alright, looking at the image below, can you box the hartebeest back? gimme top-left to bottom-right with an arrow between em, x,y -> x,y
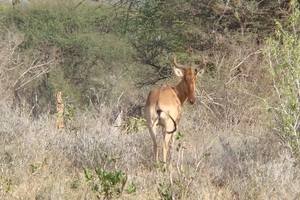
145,57 -> 205,166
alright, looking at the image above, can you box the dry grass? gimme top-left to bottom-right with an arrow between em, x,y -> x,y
1,97 -> 300,199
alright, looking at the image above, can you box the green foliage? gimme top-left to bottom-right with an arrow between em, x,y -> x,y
84,165 -> 127,200
204,151 -> 211,157
176,131 -> 186,154
30,162 -> 38,173
0,177 -> 13,193
158,178 -> 191,200
63,97 -> 78,133
96,167 -> 127,198
263,0 -> 300,156
119,0 -> 292,83
0,0 -> 133,113
122,117 -> 146,134
158,181 -> 172,200
8,1 -> 118,51
126,0 -> 202,81
125,181 -> 137,194
153,162 -> 167,172
84,167 -> 95,181
176,131 -> 185,140
154,162 -> 160,169
0,0 -> 294,117
70,179 -> 80,190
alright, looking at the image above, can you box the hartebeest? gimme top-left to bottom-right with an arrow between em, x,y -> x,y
145,57 -> 205,166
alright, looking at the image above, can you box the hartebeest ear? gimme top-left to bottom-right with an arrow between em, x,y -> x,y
173,67 -> 184,77
196,68 -> 206,77
194,57 -> 206,77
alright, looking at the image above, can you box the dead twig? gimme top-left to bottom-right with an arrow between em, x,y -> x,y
13,59 -> 55,91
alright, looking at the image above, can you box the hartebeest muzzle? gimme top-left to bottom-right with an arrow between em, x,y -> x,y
188,98 -> 195,105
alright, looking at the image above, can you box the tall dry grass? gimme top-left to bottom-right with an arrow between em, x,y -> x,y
1,97 -> 300,199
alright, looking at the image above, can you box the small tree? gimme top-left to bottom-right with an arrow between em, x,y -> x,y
264,0 -> 300,157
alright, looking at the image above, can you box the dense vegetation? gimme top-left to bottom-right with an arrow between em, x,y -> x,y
0,0 -> 300,199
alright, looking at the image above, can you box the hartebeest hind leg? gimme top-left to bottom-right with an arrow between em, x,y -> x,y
162,127 -> 176,167
148,125 -> 159,163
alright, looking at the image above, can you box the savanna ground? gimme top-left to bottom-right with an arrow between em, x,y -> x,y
1,0 -> 300,199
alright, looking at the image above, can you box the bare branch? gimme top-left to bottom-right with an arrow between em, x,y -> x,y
230,50 -> 261,73
13,59 -> 55,91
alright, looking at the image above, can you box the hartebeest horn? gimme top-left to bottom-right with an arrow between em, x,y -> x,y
174,56 -> 205,70
192,56 -> 205,69
173,57 -> 187,70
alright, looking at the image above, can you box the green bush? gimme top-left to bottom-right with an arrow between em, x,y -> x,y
264,0 -> 300,157
120,0 -> 292,84
0,0 -> 134,113
84,166 -> 127,200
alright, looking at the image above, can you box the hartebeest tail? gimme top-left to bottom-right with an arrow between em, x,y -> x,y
145,56 -> 205,166
156,108 -> 177,134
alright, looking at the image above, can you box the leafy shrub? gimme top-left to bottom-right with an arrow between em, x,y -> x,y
119,0 -> 293,84
84,166 -> 127,200
0,0 -> 134,114
263,0 -> 300,157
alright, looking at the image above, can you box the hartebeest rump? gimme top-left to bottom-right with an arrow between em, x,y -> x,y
145,57 -> 205,166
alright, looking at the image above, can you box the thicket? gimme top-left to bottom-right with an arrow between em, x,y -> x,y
0,0 -> 136,117
120,0 -> 294,82
264,0 -> 300,158
0,0 -> 295,114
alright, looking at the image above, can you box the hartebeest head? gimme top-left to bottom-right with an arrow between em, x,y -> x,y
173,57 -> 206,105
